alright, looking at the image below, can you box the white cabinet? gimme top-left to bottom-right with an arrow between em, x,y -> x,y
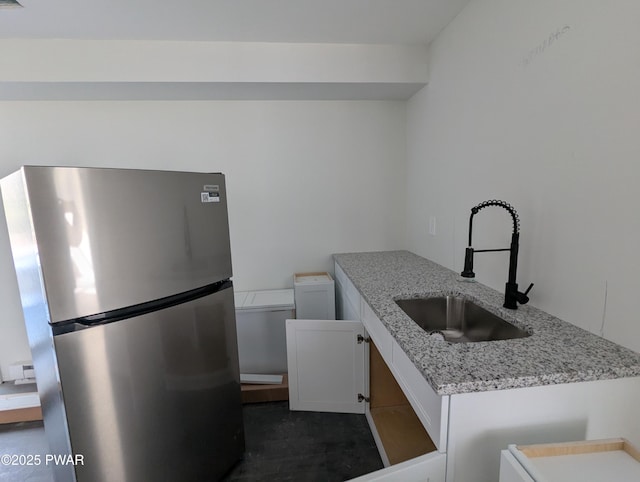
287,264 -> 447,481
499,451 -> 535,482
499,438 -> 640,482
293,261 -> 640,482
286,319 -> 366,414
361,302 -> 449,451
335,260 -> 448,450
348,451 -> 446,482
388,336 -> 448,451
286,315 -> 446,481
445,377 -> 640,482
293,272 -> 336,320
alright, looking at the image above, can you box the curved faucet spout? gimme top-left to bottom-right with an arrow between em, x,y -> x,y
460,199 -> 532,309
468,199 -> 520,246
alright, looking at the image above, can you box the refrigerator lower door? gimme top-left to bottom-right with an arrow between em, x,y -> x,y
52,286 -> 244,482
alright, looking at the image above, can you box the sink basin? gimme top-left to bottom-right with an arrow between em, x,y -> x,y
395,296 -> 530,343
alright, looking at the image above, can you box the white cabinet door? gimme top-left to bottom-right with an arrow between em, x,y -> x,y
286,319 -> 366,414
347,451 -> 446,482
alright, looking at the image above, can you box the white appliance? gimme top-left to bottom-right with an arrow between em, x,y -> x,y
235,289 -> 294,376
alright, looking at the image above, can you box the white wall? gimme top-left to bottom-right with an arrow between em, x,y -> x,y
407,0 -> 640,352
0,100 -> 407,380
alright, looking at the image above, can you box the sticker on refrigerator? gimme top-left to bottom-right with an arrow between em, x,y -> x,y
201,185 -> 220,203
201,192 -> 220,203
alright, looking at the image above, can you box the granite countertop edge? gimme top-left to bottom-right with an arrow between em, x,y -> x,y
333,250 -> 640,396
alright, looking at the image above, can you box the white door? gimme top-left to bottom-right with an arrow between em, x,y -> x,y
286,319 -> 366,414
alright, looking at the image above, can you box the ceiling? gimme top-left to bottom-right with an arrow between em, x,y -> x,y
0,0 -> 471,45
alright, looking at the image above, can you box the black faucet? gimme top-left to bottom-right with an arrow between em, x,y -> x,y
460,200 -> 534,309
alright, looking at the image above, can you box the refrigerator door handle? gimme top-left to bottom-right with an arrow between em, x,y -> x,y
52,280 -> 232,336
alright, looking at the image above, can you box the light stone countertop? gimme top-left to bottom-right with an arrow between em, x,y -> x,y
333,250 -> 640,395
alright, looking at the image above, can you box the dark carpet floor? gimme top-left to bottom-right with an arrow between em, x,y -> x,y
0,402 -> 382,482
223,401 -> 383,481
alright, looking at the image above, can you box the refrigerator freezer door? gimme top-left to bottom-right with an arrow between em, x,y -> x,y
2,166 -> 233,324
52,286 -> 244,482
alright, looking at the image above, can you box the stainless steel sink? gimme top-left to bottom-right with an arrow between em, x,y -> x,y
395,296 -> 530,343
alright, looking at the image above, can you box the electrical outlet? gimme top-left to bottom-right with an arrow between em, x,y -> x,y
428,216 -> 437,236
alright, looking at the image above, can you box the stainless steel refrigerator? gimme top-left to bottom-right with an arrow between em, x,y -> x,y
1,166 -> 244,481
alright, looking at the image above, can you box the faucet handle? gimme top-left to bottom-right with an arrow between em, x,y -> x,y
517,283 -> 534,305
